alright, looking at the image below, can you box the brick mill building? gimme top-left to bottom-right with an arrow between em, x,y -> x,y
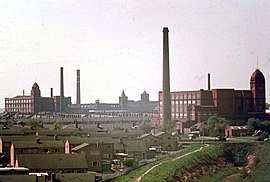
5,82 -> 71,114
5,67 -> 71,114
157,68 -> 267,124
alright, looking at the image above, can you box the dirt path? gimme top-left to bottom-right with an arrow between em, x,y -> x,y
136,144 -> 209,182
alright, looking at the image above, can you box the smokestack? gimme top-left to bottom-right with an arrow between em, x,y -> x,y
50,88 -> 53,97
208,73 -> 211,90
60,67 -> 64,113
23,89 -> 25,96
162,27 -> 171,126
76,69 -> 81,105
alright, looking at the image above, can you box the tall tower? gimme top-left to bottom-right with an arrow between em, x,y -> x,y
119,90 -> 128,110
60,67 -> 64,113
250,69 -> 266,113
162,27 -> 171,125
76,69 -> 81,105
141,90 -> 150,102
31,82 -> 41,114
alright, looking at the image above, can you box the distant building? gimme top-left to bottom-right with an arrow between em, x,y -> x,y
5,82 -> 71,114
68,90 -> 158,114
157,69 -> 268,124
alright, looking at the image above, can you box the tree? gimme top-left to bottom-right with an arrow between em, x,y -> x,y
247,118 -> 261,132
26,118 -> 43,130
53,118 -> 63,130
140,120 -> 152,133
162,120 -> 176,133
247,118 -> 270,134
205,115 -> 229,141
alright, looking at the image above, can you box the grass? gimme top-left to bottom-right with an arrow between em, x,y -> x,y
112,143 -> 204,182
142,144 -> 223,182
198,167 -> 240,182
245,142 -> 270,182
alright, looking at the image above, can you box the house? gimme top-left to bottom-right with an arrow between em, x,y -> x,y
16,154 -> 88,174
125,140 -> 156,160
64,136 -> 123,154
225,126 -> 248,137
71,141 -> 114,173
10,140 -> 65,166
154,132 -> 178,151
137,133 -> 159,148
0,135 -> 55,156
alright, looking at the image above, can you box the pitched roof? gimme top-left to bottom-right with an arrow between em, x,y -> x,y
125,140 -> 148,152
17,154 -> 88,170
154,132 -> 167,137
72,143 -> 89,151
138,133 -> 151,139
12,140 -> 64,148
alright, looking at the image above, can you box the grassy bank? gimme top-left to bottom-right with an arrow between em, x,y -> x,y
142,144 -> 223,182
112,143 -> 204,182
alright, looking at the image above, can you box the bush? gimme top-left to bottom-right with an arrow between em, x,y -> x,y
123,159 -> 135,167
257,132 -> 269,141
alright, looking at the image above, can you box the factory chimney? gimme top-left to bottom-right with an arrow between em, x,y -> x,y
50,88 -> 53,97
76,69 -> 81,105
208,73 -> 211,90
60,67 -> 64,113
162,27 -> 171,126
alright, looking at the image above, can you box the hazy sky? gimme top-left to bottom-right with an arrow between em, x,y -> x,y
1,0 -> 270,108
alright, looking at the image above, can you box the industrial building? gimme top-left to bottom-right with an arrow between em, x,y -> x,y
5,67 -> 71,114
67,90 -> 158,115
158,27 -> 268,126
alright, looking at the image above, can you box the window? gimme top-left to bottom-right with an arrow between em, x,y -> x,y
92,162 -> 100,166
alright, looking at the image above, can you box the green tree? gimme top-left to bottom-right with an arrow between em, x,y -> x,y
205,115 -> 229,141
162,120 -> 176,132
53,118 -> 63,130
247,118 -> 261,132
26,118 -> 43,130
140,120 -> 152,133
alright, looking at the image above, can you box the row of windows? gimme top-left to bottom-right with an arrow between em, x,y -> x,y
6,99 -> 32,104
159,92 -> 201,100
6,108 -> 32,113
6,104 -> 32,107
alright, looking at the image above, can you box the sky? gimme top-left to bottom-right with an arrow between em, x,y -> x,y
0,0 -> 270,108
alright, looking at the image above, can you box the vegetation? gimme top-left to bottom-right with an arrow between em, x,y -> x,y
161,120 -> 176,132
53,118 -> 63,130
140,120 -> 152,133
205,115 -> 229,141
246,142 -> 270,181
26,118 -> 43,129
112,143 -> 204,182
247,118 -> 270,133
143,144 -> 222,182
198,167 -> 240,182
247,118 -> 270,141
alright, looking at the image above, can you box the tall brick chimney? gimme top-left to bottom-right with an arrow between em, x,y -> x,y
162,27 -> 171,126
50,88 -> 53,97
60,67 -> 64,113
208,73 -> 211,90
76,69 -> 81,105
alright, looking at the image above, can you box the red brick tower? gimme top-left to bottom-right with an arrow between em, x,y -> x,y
31,82 -> 41,114
250,69 -> 266,113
